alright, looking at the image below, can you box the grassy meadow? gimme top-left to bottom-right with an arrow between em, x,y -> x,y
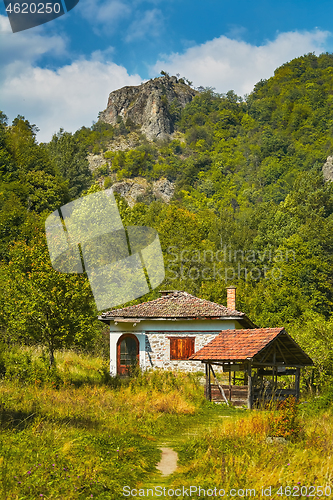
0,348 -> 332,499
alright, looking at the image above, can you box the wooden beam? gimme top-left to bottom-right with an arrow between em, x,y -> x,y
208,363 -> 212,402
247,362 -> 253,410
275,338 -> 288,364
258,347 -> 274,364
277,337 -> 304,365
252,362 -> 307,368
258,368 -> 296,376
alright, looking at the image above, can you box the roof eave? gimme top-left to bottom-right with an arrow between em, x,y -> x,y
99,315 -> 245,322
239,315 -> 258,329
189,357 -> 252,363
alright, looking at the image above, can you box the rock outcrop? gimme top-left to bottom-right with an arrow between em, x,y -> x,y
112,178 -> 149,207
98,76 -> 197,140
323,156 -> 333,182
111,177 -> 175,207
87,154 -> 108,172
152,178 -> 175,203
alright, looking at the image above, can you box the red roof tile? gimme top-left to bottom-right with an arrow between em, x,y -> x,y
189,328 -> 285,361
101,291 -> 246,319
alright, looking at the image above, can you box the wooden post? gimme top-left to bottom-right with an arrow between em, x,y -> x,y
205,363 -> 209,400
295,367 -> 300,401
247,362 -> 253,410
208,364 -> 212,402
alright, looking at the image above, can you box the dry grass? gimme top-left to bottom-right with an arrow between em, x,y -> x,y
171,408 -> 333,499
0,366 -> 206,499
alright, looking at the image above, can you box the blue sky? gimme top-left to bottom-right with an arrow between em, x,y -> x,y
1,0 -> 333,142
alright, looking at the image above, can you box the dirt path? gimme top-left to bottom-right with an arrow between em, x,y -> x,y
153,414 -> 232,476
156,447 -> 178,476
141,411 -> 237,499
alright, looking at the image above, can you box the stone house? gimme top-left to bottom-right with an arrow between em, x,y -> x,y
99,287 -> 256,375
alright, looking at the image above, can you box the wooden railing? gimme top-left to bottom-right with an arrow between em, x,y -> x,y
210,384 -> 248,406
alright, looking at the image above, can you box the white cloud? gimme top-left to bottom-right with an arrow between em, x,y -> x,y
77,0 -> 164,40
78,0 -> 131,33
125,8 -> 164,42
151,30 -> 332,96
0,15 -> 67,69
1,58 -> 142,142
0,16 -> 142,142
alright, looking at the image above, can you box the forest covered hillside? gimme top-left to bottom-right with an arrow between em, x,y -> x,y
1,52 -> 333,387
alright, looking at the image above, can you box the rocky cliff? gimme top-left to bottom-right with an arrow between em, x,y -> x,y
98,75 -> 197,140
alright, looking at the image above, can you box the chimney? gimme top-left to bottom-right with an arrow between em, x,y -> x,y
226,286 -> 236,310
159,290 -> 178,297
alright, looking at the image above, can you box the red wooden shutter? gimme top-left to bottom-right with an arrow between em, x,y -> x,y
170,338 -> 178,360
186,337 -> 195,358
169,337 -> 195,360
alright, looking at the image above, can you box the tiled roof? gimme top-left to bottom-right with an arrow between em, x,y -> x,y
100,291 -> 246,319
189,328 -> 313,365
190,328 -> 285,361
189,328 -> 313,366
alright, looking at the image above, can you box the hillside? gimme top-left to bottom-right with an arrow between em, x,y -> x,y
2,53 -> 333,388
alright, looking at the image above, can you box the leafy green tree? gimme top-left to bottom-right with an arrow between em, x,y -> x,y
0,233 -> 99,366
289,311 -> 333,391
7,116 -> 53,175
0,112 -> 16,182
0,189 -> 26,260
48,129 -> 92,199
24,169 -> 68,213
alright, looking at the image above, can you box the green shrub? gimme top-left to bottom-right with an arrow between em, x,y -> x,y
268,396 -> 302,440
104,177 -> 112,189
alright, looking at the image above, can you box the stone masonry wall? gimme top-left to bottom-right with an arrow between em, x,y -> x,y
145,333 -> 219,372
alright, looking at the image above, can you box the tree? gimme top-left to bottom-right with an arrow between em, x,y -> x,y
0,232 -> 99,366
48,129 -> 92,199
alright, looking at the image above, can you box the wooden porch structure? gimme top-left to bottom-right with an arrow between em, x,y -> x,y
189,327 -> 313,409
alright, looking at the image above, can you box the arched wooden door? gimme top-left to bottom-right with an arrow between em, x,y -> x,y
117,334 -> 139,375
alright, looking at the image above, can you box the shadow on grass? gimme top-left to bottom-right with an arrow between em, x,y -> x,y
0,407 -> 38,430
0,405 -> 99,431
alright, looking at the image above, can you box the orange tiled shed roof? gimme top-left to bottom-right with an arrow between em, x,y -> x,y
189,327 -> 313,365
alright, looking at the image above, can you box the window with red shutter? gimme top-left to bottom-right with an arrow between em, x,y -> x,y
168,337 -> 195,360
